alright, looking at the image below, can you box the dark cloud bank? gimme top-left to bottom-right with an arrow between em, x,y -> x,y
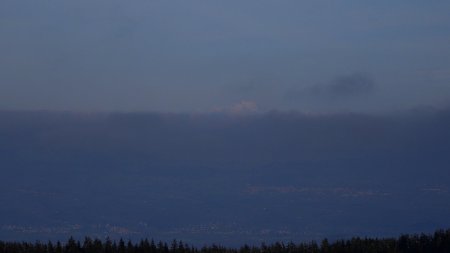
286,73 -> 376,101
323,73 -> 375,97
1,109 -> 450,245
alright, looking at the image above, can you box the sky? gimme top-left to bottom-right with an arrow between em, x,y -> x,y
1,0 -> 450,113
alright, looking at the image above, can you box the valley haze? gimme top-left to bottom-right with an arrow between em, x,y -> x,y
1,109 -> 450,245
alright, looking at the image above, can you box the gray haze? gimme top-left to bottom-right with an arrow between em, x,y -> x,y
1,1 -> 450,112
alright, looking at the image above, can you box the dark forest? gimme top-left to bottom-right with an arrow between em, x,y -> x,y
2,229 -> 450,253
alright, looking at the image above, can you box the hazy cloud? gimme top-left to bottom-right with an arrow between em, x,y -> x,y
327,73 -> 375,96
210,101 -> 259,115
283,73 -> 377,112
308,73 -> 375,98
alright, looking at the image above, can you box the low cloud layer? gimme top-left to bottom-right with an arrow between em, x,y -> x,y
1,109 -> 449,180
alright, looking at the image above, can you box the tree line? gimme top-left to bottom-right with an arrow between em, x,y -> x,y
1,229 -> 450,253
